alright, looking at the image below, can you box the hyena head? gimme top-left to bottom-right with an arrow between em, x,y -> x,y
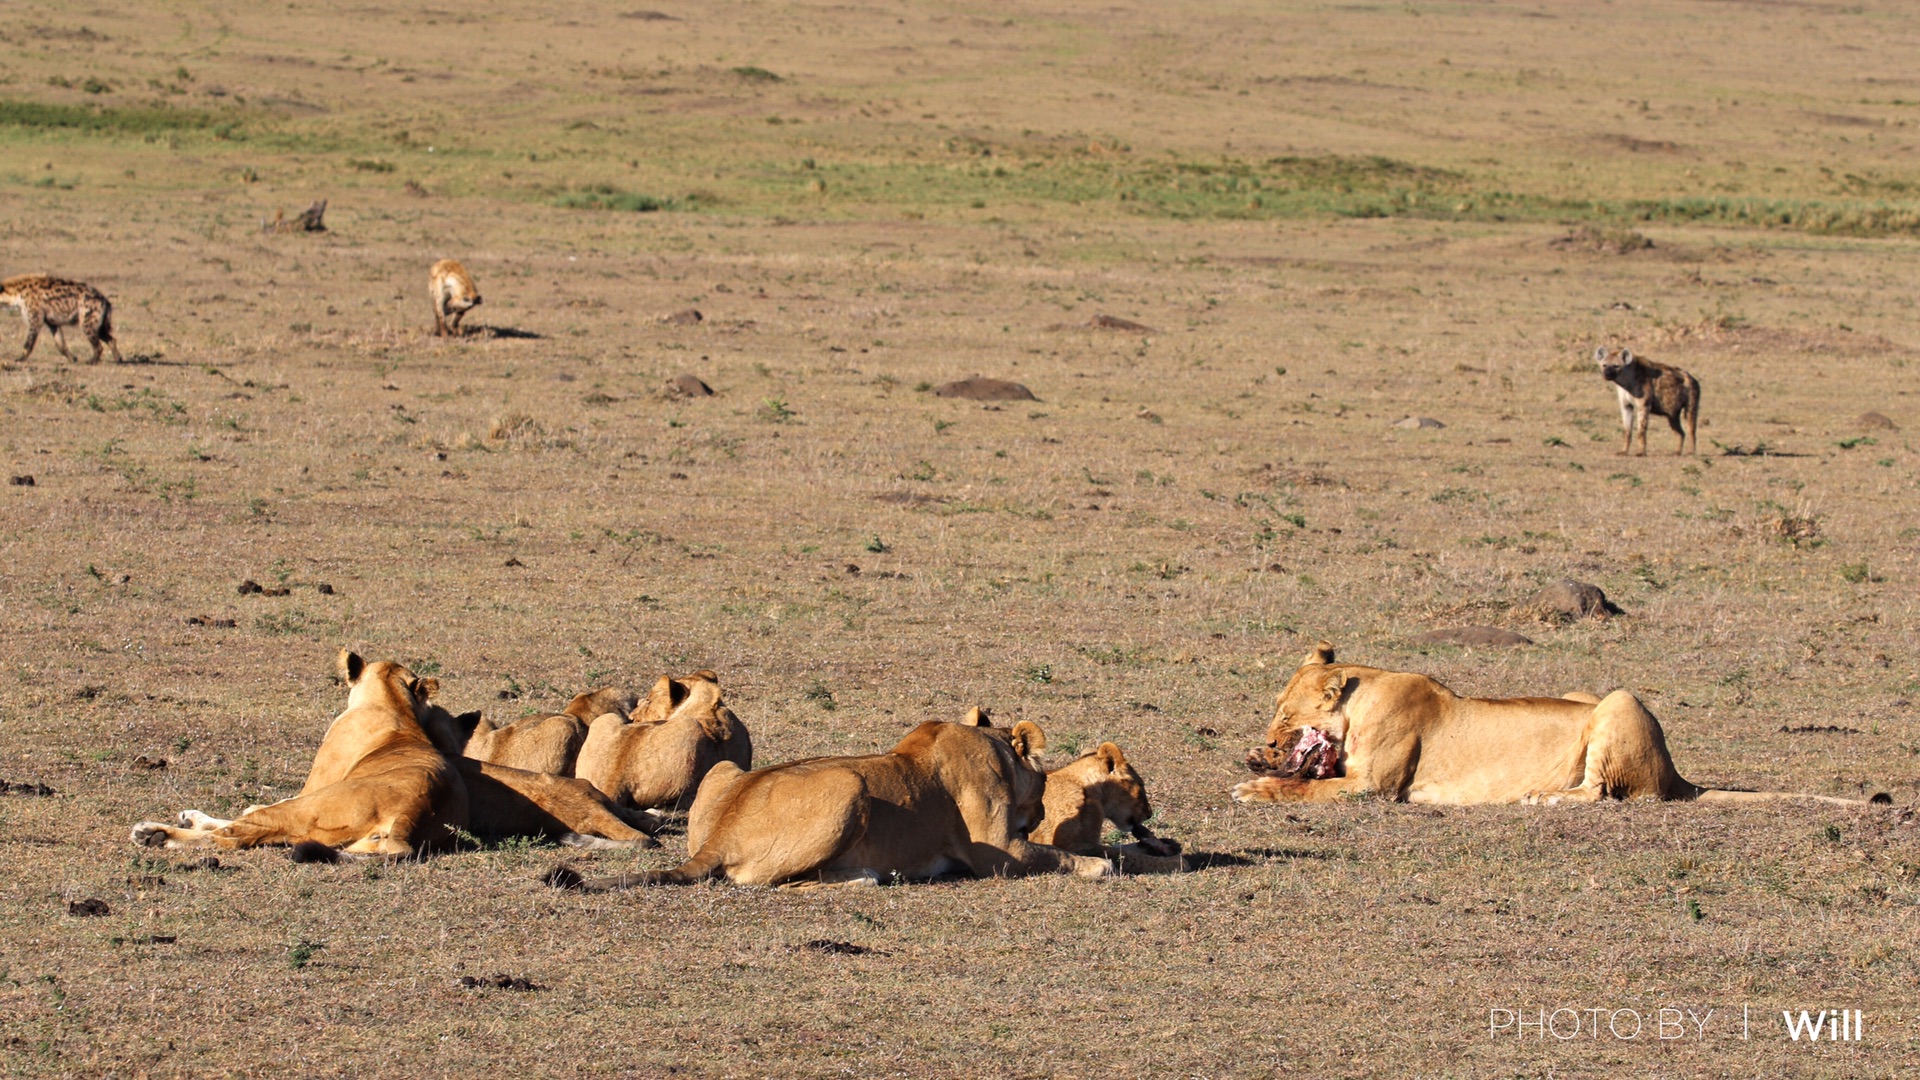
1594,345 -> 1634,387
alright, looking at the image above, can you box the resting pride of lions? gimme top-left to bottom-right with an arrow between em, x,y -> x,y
128,639 -> 1890,882
1234,641 -> 1889,808
130,651 -> 664,858
545,708 -> 1116,890
129,656 -> 1182,882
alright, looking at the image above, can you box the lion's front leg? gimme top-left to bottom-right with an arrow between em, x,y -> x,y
972,839 -> 1113,879
1231,775 -> 1371,803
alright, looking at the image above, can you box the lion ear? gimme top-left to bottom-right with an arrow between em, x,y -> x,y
412,676 -> 440,701
1009,720 -> 1046,758
632,675 -> 676,723
1317,672 -> 1349,707
1304,640 -> 1335,666
1096,742 -> 1127,773
959,706 -> 992,727
338,649 -> 365,685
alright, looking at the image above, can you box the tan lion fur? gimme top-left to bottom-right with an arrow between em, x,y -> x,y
1031,742 -> 1185,873
130,651 -> 469,856
549,709 -> 1112,890
1233,641 -> 1885,807
571,671 -> 753,812
462,686 -> 638,776
130,654 -> 659,857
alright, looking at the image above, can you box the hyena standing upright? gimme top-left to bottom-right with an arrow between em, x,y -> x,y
0,274 -> 124,364
1594,346 -> 1700,455
429,259 -> 482,337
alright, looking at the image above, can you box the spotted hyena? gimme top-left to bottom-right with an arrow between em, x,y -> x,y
0,274 -> 123,364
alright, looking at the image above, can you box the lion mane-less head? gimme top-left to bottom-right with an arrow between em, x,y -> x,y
1245,640 -> 1350,778
337,649 -> 436,714
953,705 -> 1050,832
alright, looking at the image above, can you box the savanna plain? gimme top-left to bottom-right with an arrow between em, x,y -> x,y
1,1 -> 1918,1076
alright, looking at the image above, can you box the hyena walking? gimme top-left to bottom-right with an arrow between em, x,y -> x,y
1595,346 -> 1700,455
0,274 -> 124,364
430,259 -> 482,337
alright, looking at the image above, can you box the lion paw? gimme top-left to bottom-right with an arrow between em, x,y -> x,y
1231,779 -> 1274,804
131,822 -> 172,847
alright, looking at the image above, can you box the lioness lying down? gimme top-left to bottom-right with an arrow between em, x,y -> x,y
464,671 -> 751,816
130,651 -> 659,857
546,709 -> 1112,890
1234,641 -> 1891,807
1031,743 -> 1186,874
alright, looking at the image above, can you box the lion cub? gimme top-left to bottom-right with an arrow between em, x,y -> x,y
0,274 -> 123,363
1595,346 -> 1699,455
1031,743 -> 1185,874
429,259 -> 482,336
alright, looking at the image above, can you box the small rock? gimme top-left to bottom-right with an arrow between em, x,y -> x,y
131,755 -> 168,770
316,583 -> 335,595
236,580 -> 264,595
67,898 -> 110,917
1857,411 -> 1897,431
666,373 -> 714,397
1525,579 -> 1619,622
1413,626 -> 1533,648
933,377 -> 1037,402
1392,416 -> 1445,430
660,308 -> 704,326
9,475 -> 34,486
503,557 -> 524,568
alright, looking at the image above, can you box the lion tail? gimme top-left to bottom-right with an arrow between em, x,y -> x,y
1687,787 -> 1892,808
541,848 -> 726,893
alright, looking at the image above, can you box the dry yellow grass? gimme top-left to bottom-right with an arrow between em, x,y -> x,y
1,1 -> 1917,1075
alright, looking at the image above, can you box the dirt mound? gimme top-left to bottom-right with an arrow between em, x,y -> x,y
1524,579 -> 1619,622
1412,626 -> 1533,648
933,377 -> 1036,402
667,373 -> 714,397
1857,411 -> 1897,430
1391,416 -> 1444,429
1548,225 -> 1654,254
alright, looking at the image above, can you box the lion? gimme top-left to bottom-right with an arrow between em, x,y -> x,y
1030,742 -> 1186,873
1233,641 -> 1891,807
462,686 -> 637,776
571,671 -> 752,812
131,651 -> 468,856
544,708 -> 1112,890
130,652 -> 659,858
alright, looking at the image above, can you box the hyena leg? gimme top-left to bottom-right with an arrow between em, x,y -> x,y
16,313 -> 43,361
49,324 -> 78,362
1633,407 -> 1651,455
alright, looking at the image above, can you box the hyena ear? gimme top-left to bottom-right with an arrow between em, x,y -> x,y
1304,640 -> 1336,666
1096,742 -> 1128,773
1009,720 -> 1047,758
1317,673 -> 1350,708
1620,348 -> 1635,364
959,706 -> 992,727
1592,346 -> 1609,364
338,649 -> 365,685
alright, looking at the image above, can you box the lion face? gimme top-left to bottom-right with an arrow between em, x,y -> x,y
1246,640 -> 1349,778
1087,746 -> 1154,833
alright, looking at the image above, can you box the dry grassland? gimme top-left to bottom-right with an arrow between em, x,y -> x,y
0,1 -> 1917,1076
